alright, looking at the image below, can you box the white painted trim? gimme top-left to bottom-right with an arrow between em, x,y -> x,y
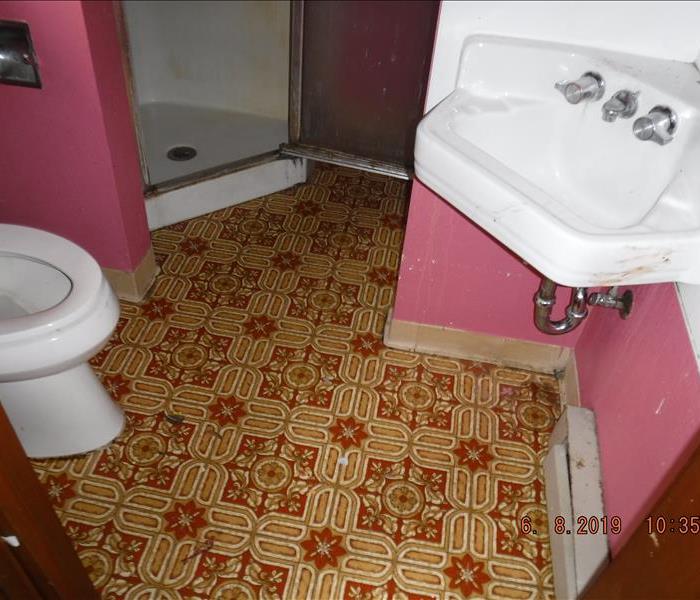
544,407 -> 609,599
676,283 -> 700,376
145,158 -> 307,230
543,443 -> 577,600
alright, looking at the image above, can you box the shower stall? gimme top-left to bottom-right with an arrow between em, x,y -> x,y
122,1 -> 290,186
118,0 -> 439,228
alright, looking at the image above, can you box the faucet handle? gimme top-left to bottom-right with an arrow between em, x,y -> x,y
633,105 -> 678,145
601,89 -> 639,122
555,71 -> 605,104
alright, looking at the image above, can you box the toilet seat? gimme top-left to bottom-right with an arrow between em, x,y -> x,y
0,224 -> 119,382
0,225 -> 103,337
0,254 -> 72,318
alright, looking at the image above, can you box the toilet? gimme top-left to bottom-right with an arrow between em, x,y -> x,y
0,224 -> 125,458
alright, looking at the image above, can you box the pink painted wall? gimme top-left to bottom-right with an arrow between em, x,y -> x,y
0,0 -> 150,271
394,178 -> 700,556
576,283 -> 700,553
393,180 -> 584,348
392,0 -> 700,563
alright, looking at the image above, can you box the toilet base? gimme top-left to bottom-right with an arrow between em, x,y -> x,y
0,363 -> 125,458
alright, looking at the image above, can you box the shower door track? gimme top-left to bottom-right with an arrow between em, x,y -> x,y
143,150 -> 283,197
280,144 -> 410,180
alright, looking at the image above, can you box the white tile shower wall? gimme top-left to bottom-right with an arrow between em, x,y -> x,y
122,0 -> 289,120
428,0 -> 700,374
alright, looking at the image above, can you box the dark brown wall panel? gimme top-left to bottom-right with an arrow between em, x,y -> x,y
300,0 -> 439,166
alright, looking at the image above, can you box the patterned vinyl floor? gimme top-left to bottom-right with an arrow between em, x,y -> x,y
32,164 -> 559,599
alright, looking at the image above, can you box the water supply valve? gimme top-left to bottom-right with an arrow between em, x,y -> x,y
555,71 -> 605,104
587,288 -> 634,319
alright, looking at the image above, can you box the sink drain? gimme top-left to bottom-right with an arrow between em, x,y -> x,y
167,146 -> 197,161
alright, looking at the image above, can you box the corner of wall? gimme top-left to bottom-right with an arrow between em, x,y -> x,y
574,283 -> 700,554
102,245 -> 158,302
81,0 -> 151,271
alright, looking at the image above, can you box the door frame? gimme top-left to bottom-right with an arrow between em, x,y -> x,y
0,405 -> 97,599
582,428 -> 700,599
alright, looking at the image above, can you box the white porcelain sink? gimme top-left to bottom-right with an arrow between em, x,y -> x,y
415,36 -> 700,286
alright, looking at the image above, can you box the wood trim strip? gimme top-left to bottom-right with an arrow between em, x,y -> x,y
103,245 -> 158,303
383,310 -> 572,372
559,353 -> 581,407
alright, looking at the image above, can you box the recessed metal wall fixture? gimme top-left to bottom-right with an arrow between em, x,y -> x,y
554,71 -> 605,104
0,20 -> 41,88
533,278 -> 633,335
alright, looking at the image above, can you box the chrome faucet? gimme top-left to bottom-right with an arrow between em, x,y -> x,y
601,90 -> 639,122
633,106 -> 678,145
555,71 -> 605,104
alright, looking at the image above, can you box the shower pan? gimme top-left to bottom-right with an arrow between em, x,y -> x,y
121,0 -> 290,187
117,0 -> 438,227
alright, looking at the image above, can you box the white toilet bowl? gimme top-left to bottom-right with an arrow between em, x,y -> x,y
0,224 -> 125,458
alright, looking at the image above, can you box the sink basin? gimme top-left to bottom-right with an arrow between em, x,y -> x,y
415,36 -> 700,286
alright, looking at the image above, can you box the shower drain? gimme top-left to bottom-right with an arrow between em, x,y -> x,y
167,146 -> 197,161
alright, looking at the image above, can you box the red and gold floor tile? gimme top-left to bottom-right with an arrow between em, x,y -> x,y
32,164 -> 559,599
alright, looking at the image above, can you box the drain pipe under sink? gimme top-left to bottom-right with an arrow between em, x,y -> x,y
534,278 -> 588,335
533,277 -> 633,335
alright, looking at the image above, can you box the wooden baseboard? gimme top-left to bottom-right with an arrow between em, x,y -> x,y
102,246 -> 157,303
384,312 -> 580,409
559,354 -> 581,407
384,310 -> 572,373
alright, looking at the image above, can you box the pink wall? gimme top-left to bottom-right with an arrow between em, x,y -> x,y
0,1 -> 149,271
576,283 -> 700,552
394,182 -> 700,555
393,181 -> 584,348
